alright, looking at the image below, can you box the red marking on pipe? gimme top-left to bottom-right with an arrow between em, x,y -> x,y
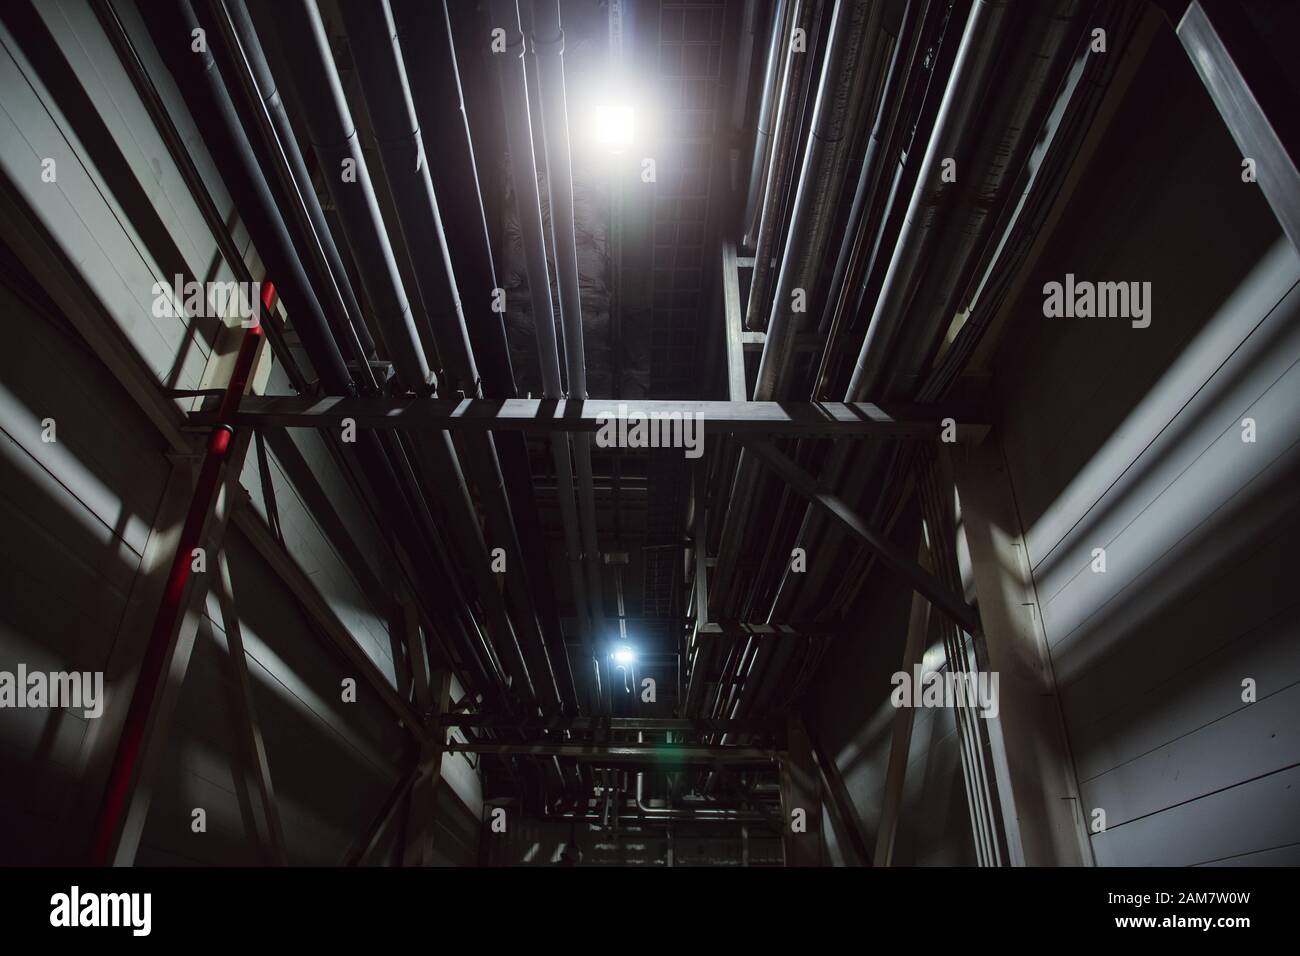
90,313 -> 265,865
260,279 -> 276,313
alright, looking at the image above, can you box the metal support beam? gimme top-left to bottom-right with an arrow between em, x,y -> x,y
231,499 -> 430,744
874,544 -> 932,866
1178,1 -> 1300,255
721,240 -> 747,401
951,440 -> 1092,866
779,714 -> 822,866
739,438 -> 981,633
215,546 -> 288,865
443,742 -> 779,769
402,668 -> 452,867
194,396 -> 988,441
439,715 -> 781,736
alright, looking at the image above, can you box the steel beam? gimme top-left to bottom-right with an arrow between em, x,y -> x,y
193,396 -> 988,441
740,438 -> 981,633
779,715 -> 822,866
721,240 -> 747,401
874,544 -> 932,866
231,499 -> 430,744
951,439 -> 1092,865
215,546 -> 288,865
697,621 -> 847,638
443,741 -> 779,769
1178,1 -> 1300,255
439,715 -> 781,735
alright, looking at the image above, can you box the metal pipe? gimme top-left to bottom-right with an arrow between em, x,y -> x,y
880,0 -> 1087,399
528,0 -> 607,703
135,0 -> 509,711
493,0 -> 602,708
754,0 -> 887,400
341,0 -> 566,713
252,0 -> 431,393
744,0 -> 824,331
741,0 -> 792,248
846,0 -> 1014,401
225,0 -> 375,359
256,0 -> 542,708
392,0 -> 573,709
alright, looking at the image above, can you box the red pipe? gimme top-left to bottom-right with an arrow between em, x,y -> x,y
90,282 -> 273,865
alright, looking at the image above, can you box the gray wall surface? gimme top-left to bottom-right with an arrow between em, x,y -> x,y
994,28 -> 1300,866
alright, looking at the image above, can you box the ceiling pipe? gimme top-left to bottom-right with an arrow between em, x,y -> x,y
250,0 -> 430,392
879,0 -> 1088,399
845,0 -> 1015,402
492,0 -> 603,711
741,0 -> 792,249
254,0 -> 543,711
754,0 -> 887,400
391,0 -> 575,712
753,0 -> 940,660
527,0 -> 608,706
148,0 -> 510,708
224,0 -> 375,362
694,0 -> 886,715
743,0 -> 825,332
339,0 -> 567,715
740,2 -> 1089,731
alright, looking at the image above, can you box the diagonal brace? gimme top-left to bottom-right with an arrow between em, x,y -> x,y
738,438 -> 979,633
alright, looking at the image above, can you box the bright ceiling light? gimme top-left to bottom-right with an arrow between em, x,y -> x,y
611,645 -> 636,666
593,103 -> 634,151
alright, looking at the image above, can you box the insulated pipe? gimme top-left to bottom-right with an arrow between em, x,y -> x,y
336,0 -> 479,395
252,0 -> 431,393
204,3 -> 372,388
92,302 -> 266,866
492,0 -> 603,708
225,0 -> 375,360
199,1 -> 511,706
146,1 -> 350,393
880,0 -> 1086,399
256,0 -> 542,708
701,0 -> 886,667
340,0 -> 566,713
743,0 -> 823,331
391,0 -> 514,397
528,0 -> 606,700
846,0 -> 1014,401
392,0 -> 575,707
818,0 -> 924,339
741,0 -> 792,248
138,2 -> 508,712
753,0 -> 887,400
